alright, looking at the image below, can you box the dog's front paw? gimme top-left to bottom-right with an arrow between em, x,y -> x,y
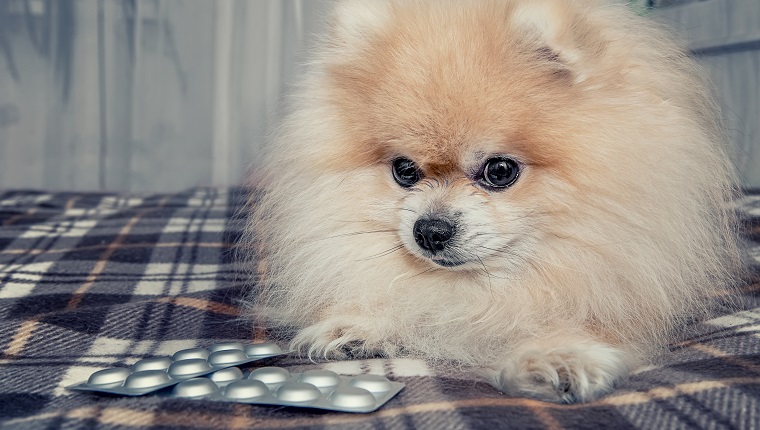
488,340 -> 630,404
290,317 -> 398,360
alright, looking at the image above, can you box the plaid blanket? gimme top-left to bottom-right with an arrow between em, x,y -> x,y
1,187 -> 759,429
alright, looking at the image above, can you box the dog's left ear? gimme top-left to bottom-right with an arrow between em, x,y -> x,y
510,0 -> 592,83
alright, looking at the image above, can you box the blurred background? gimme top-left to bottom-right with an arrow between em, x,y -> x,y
0,0 -> 758,192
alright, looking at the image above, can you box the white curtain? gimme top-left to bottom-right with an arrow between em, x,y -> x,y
212,0 -> 333,188
0,0 -> 332,191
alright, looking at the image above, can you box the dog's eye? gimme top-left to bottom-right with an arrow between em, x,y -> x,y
482,157 -> 520,188
392,157 -> 422,188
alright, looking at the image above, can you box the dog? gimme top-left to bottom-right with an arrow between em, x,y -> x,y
243,0 -> 743,403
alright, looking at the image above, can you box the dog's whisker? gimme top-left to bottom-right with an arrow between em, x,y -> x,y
360,244 -> 405,261
473,253 -> 496,295
404,267 -> 439,279
387,272 -> 412,292
398,207 -> 419,214
318,229 -> 398,241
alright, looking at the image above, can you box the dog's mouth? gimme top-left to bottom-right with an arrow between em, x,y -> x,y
431,257 -> 466,267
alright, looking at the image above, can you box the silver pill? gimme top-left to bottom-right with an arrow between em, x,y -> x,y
276,382 -> 322,403
328,386 -> 377,409
207,349 -> 248,366
244,343 -> 282,357
173,378 -> 219,398
87,368 -> 131,386
208,342 -> 245,353
124,370 -> 172,390
132,357 -> 172,372
167,358 -> 213,378
248,367 -> 290,385
223,379 -> 270,400
298,370 -> 341,389
209,367 -> 244,386
172,347 -> 210,361
349,375 -> 393,393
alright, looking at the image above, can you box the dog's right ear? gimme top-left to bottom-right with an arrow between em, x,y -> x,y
510,0 -> 588,83
327,0 -> 392,53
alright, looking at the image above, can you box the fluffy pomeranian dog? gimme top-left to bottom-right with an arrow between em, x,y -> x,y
244,0 -> 743,403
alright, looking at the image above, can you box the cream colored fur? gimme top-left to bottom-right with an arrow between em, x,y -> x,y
242,0 -> 743,403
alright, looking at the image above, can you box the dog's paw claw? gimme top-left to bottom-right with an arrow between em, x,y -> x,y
290,318 -> 397,360
489,341 -> 629,404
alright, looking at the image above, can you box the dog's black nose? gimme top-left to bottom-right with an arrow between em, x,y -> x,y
413,218 -> 455,253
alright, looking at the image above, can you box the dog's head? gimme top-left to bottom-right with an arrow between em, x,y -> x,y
311,0 -> 608,273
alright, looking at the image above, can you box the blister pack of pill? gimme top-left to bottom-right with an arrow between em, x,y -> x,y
67,342 -> 286,396
170,367 -> 405,413
67,341 -> 405,413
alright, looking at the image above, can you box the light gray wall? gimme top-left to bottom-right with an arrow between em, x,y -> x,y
653,0 -> 760,187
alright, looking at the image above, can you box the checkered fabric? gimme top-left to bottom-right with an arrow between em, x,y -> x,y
1,187 -> 759,429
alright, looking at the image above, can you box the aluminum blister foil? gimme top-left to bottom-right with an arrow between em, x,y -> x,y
67,342 -> 287,396
171,367 -> 404,413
